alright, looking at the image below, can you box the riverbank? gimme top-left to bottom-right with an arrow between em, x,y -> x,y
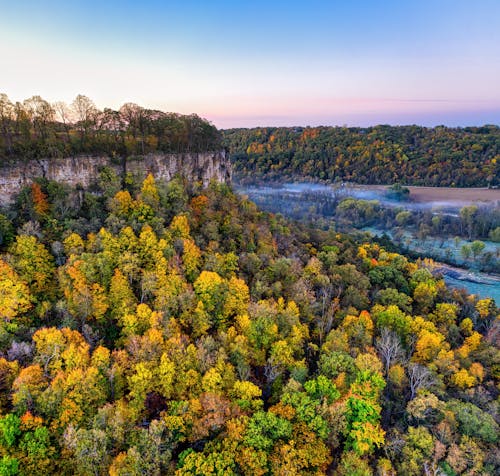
433,263 -> 500,302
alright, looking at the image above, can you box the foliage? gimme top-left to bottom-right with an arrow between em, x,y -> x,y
0,174 -> 497,475
224,125 -> 500,187
0,93 -> 221,162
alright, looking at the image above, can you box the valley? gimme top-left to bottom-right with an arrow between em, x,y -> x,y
235,181 -> 500,301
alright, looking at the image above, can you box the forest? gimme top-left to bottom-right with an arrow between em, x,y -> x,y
0,169 -> 498,475
223,125 -> 500,187
0,94 -> 221,162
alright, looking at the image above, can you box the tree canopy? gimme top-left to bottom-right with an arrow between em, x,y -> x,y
0,170 -> 497,475
224,125 -> 500,187
0,93 -> 221,163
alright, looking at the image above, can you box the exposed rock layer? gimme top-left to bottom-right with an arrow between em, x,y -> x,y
0,151 -> 231,203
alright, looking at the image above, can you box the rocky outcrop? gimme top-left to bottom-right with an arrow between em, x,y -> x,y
0,151 -> 231,203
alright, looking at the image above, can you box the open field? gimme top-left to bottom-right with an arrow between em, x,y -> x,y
353,185 -> 500,205
407,186 -> 500,203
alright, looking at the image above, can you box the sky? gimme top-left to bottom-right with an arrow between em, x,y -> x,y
1,0 -> 499,128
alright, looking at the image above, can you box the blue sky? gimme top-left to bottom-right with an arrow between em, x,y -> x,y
1,0 -> 499,127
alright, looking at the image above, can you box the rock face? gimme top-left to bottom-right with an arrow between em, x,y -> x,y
0,151 -> 231,203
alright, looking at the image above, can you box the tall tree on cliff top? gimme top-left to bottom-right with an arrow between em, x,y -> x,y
72,95 -> 98,147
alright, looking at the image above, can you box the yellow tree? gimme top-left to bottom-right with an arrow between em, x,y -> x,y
342,310 -> 374,350
451,369 -> 475,389
140,173 -> 160,209
157,353 -> 176,399
137,225 -> 162,270
32,327 -> 67,375
120,303 -> 159,336
0,259 -> 32,322
413,282 -> 437,312
169,214 -> 190,239
182,238 -> 202,282
224,276 -> 250,320
0,358 -> 19,412
32,327 -> 90,378
12,365 -> 47,414
60,259 -> 109,325
108,268 -> 137,320
9,235 -> 56,300
189,300 -> 211,338
128,362 -> 155,415
194,271 -> 227,328
63,233 -> 85,256
109,190 -> 134,217
231,381 -> 263,412
153,266 -> 187,313
414,329 -> 447,363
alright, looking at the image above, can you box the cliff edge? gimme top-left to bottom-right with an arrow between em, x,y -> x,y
0,150 -> 231,203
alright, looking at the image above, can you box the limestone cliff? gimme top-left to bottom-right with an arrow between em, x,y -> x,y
0,151 -> 231,203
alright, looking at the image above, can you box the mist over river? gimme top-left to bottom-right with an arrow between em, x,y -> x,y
236,182 -> 500,210
235,182 -> 500,303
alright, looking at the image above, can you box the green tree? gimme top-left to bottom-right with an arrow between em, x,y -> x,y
470,240 -> 485,258
0,456 -> 19,476
460,244 -> 472,260
460,205 -> 478,239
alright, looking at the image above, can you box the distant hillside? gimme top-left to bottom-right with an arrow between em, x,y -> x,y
223,125 -> 500,187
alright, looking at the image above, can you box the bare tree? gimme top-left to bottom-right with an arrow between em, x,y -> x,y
72,94 -> 97,123
23,95 -> 55,140
13,101 -> 30,139
53,101 -> 74,142
485,319 -> 499,347
72,94 -> 98,145
264,361 -> 281,384
7,341 -> 33,365
383,430 -> 405,461
376,328 -> 406,375
423,461 -> 446,476
316,285 -> 340,344
408,363 -> 435,400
